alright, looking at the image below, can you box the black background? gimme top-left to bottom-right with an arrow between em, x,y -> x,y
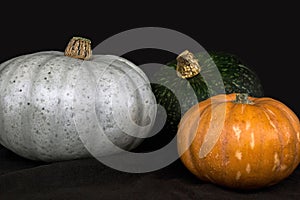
0,2 -> 299,199
1,2 -> 298,115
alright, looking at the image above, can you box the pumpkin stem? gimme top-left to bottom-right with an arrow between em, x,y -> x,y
234,93 -> 254,104
176,50 -> 201,79
64,37 -> 92,60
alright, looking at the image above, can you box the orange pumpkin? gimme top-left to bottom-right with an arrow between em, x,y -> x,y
177,93 -> 300,190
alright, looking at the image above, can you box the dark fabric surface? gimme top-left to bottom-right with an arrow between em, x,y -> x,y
1,144 -> 300,200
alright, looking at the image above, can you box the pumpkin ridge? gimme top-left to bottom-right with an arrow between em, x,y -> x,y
243,99 -> 264,175
192,100 -> 224,181
183,103 -> 204,151
105,57 -> 150,89
261,103 -> 300,176
199,101 -> 227,158
112,66 -> 141,149
1,54 -> 49,155
261,106 -> 285,174
250,104 -> 275,182
101,55 -> 150,85
195,101 -> 216,180
117,57 -> 151,84
25,54 -> 60,160
257,102 -> 299,184
220,102 -> 236,179
0,55 -> 26,73
51,56 -> 80,159
262,98 -> 300,134
0,56 -> 26,146
258,106 -> 265,182
188,111 -> 204,177
178,99 -> 208,176
1,53 -> 58,160
123,70 -> 146,150
91,56 -> 154,151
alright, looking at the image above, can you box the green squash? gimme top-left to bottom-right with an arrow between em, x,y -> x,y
135,50 -> 264,152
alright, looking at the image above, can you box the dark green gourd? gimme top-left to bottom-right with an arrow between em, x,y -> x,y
135,50 -> 264,152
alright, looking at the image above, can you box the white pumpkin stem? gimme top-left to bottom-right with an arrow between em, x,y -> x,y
176,50 -> 201,79
64,37 -> 92,60
234,93 -> 254,104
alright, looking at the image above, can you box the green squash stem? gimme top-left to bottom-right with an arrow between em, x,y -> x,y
176,50 -> 201,79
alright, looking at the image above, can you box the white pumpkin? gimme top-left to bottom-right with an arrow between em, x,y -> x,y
0,37 -> 156,162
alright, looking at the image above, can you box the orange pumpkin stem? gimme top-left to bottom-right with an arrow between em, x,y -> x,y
234,93 -> 254,104
64,37 -> 92,60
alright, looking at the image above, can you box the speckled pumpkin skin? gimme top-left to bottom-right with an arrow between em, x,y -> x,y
177,93 -> 300,190
0,51 -> 156,162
